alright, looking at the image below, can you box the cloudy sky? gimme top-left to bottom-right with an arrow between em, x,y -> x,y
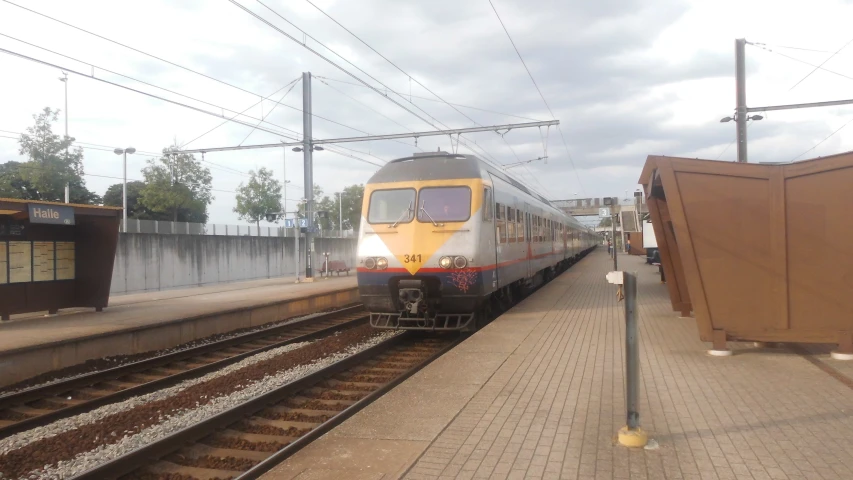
2,0 -> 853,225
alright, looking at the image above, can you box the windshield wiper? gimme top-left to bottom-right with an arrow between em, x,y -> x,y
419,200 -> 444,227
389,201 -> 413,228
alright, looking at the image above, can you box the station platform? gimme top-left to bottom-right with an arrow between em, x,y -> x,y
0,275 -> 358,388
263,249 -> 853,480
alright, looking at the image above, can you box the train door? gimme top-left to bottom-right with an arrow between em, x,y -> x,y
524,204 -> 533,278
486,175 -> 499,290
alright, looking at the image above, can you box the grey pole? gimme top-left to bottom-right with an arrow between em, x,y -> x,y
612,211 -> 618,270
624,271 -> 640,430
302,72 -> 314,279
123,151 -> 127,232
735,38 -> 748,163
338,192 -> 342,237
60,72 -> 70,203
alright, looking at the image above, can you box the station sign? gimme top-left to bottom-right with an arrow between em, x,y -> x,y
28,204 -> 75,225
598,208 -> 611,218
284,218 -> 308,229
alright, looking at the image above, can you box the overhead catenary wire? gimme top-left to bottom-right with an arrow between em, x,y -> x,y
486,0 -> 585,196
238,79 -> 300,146
0,3 -> 391,144
0,33 -> 300,138
240,0 -> 508,170
0,47 -> 299,140
786,36 -> 853,91
315,76 -> 543,122
0,146 -> 239,194
303,0 -> 539,156
749,42 -> 853,85
790,117 -> 853,162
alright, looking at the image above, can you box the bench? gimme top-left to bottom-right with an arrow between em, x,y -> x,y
322,260 -> 350,276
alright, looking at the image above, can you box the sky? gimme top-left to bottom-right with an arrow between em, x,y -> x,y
2,0 -> 853,225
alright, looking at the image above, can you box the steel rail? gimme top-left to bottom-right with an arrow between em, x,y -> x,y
71,332 -> 461,479
0,304 -> 365,437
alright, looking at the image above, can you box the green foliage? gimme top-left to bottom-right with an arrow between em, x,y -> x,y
103,180 -> 163,219
233,167 -> 283,227
295,183 -> 364,232
139,147 -> 213,222
12,107 -> 100,204
0,161 -> 38,199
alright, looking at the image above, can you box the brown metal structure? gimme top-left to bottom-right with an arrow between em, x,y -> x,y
639,154 -> 853,354
0,198 -> 121,319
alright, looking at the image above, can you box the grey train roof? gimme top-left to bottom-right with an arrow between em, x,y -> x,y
367,152 -> 588,229
368,152 -> 552,205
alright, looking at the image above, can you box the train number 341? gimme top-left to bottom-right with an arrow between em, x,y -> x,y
403,254 -> 422,263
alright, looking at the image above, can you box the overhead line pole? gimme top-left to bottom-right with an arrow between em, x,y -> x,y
303,72 -> 315,281
729,38 -> 853,163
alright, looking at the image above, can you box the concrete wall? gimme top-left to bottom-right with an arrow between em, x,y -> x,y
111,233 -> 357,295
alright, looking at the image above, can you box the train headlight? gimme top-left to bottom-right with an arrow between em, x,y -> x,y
453,256 -> 468,269
439,256 -> 453,269
376,257 -> 388,270
364,257 -> 377,269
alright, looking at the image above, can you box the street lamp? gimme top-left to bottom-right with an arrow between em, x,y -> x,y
113,147 -> 136,232
59,72 -> 69,203
336,191 -> 344,237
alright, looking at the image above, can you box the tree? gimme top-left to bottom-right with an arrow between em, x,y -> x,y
294,183 -> 365,232
15,107 -> 101,204
0,161 -> 39,199
233,167 -> 283,228
139,147 -> 213,222
103,181 -> 163,219
338,184 -> 364,232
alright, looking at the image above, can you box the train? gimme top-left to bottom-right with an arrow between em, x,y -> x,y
355,151 -> 598,331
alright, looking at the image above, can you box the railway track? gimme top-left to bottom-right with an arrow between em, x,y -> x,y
0,305 -> 367,437
71,332 -> 459,480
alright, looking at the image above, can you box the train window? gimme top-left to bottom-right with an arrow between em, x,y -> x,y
367,188 -> 416,224
417,186 -> 472,223
483,187 -> 493,221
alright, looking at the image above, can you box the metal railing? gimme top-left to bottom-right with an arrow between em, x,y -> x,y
119,219 -> 355,238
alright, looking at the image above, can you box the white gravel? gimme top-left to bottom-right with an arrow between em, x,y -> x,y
0,340 -> 315,456
21,330 -> 400,480
0,308 -> 347,397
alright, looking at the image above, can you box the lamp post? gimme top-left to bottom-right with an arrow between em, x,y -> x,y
113,147 -> 136,232
59,72 -> 69,203
336,191 -> 343,237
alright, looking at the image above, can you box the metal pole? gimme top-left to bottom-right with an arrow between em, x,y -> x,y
624,271 -> 640,430
338,192 -> 342,237
283,146 -> 287,237
302,72 -> 314,279
612,212 -> 618,270
122,151 -> 127,233
735,38 -> 748,163
63,72 -> 70,203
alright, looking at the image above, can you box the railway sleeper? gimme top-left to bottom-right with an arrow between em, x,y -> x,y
144,460 -> 243,480
213,428 -> 300,445
182,443 -> 271,462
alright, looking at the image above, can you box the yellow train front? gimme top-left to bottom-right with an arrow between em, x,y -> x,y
356,152 -> 595,331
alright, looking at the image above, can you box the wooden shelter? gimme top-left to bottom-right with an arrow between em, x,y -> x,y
0,198 -> 121,319
639,154 -> 853,354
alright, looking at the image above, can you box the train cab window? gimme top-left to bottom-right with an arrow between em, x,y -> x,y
483,187 -> 493,221
417,186 -> 472,223
367,188 -> 416,224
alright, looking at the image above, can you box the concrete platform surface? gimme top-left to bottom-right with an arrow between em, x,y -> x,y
0,275 -> 356,355
262,250 -> 853,480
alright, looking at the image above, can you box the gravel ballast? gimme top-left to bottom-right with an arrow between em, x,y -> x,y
0,324 -> 395,480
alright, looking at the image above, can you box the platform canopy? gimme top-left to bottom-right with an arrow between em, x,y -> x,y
638,152 -> 853,353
